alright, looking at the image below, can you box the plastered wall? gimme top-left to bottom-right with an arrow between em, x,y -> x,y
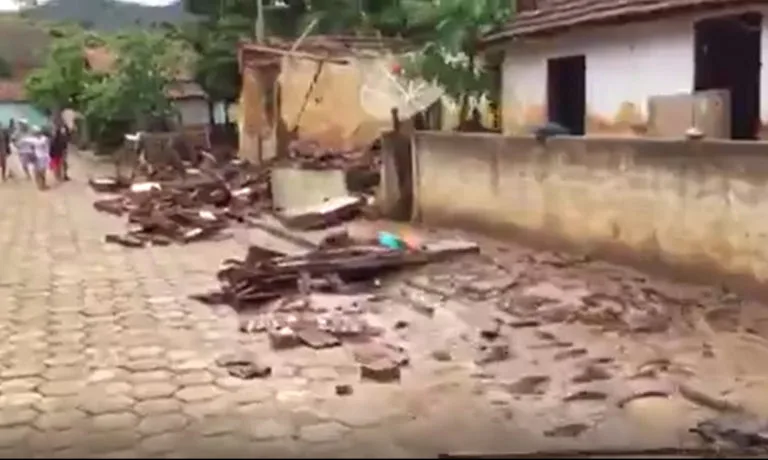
408,131 -> 768,287
501,5 -> 768,136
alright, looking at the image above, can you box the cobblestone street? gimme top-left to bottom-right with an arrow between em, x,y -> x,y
3,155 -> 768,458
0,156 -> 530,458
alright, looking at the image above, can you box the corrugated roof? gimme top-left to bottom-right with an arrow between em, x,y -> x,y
486,0 -> 760,42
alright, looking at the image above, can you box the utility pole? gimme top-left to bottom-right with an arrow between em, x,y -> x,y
255,0 -> 265,43
254,0 -> 265,164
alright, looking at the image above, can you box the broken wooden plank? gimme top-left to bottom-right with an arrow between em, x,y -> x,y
278,195 -> 364,231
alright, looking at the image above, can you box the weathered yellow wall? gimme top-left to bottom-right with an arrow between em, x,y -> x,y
278,57 -> 390,151
408,132 -> 768,285
238,68 -> 263,163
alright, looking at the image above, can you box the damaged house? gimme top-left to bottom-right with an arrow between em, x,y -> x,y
236,36 -> 414,163
485,0 -> 768,139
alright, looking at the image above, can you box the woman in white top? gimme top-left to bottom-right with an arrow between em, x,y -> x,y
27,126 -> 49,190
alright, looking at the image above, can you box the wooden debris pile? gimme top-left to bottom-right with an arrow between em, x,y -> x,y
195,243 -> 443,307
90,159 -> 271,248
286,139 -> 378,171
193,238 -> 479,382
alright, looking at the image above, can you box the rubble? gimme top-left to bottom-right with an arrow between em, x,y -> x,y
215,352 -> 272,380
543,423 -> 590,438
279,195 -> 365,231
92,158 -> 271,247
335,384 -> 353,396
503,375 -> 551,395
431,349 -> 453,362
562,389 -> 608,402
355,343 -> 405,382
90,140 -> 383,247
476,341 -> 512,364
191,231 -> 478,382
692,413 -> 768,449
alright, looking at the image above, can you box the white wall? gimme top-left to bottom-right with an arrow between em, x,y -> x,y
502,5 -> 768,133
173,99 -> 210,127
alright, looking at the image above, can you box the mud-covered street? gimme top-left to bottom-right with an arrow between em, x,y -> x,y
1,155 -> 767,458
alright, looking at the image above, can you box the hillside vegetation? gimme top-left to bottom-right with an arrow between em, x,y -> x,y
21,0 -> 190,30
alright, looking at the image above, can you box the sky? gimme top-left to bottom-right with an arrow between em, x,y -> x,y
0,0 -> 177,11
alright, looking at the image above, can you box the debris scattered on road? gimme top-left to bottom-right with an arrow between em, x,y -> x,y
431,349 -> 453,362
279,195 -> 365,231
543,422 -> 590,438
335,384 -> 353,396
192,233 -> 478,382
215,352 -> 272,380
355,342 -> 406,382
503,375 -> 551,395
92,158 -> 271,247
692,413 -> 768,449
476,341 -> 512,364
90,143 -> 383,247
562,389 -> 608,402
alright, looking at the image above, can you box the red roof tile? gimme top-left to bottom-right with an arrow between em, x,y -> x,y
487,0 -> 760,41
0,80 -> 25,102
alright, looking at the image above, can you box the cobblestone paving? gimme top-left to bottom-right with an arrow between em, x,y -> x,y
0,156 -> 531,458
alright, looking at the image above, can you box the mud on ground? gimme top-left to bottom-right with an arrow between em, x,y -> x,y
235,221 -> 768,456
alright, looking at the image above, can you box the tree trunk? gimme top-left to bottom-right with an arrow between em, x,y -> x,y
458,51 -> 476,125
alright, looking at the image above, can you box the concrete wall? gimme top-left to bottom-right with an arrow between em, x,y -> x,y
501,5 -> 768,136
408,131 -> 768,287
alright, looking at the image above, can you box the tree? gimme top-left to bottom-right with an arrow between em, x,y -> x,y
180,0 -> 311,122
394,0 -> 513,123
178,0 -> 512,126
24,29 -> 93,113
81,30 -> 179,141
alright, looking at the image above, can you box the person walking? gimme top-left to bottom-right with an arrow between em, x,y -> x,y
14,120 -> 34,180
29,126 -> 49,190
49,118 -> 70,182
0,121 -> 11,181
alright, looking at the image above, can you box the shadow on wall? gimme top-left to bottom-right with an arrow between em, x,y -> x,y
381,131 -> 768,297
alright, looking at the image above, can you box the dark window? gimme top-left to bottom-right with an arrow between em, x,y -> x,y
694,12 -> 762,140
547,55 -> 586,135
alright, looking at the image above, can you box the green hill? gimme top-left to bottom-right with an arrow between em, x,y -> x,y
22,0 -> 191,30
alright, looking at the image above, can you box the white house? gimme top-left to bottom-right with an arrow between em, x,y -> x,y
485,0 -> 768,139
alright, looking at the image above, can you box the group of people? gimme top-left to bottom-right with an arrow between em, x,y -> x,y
0,117 -> 71,190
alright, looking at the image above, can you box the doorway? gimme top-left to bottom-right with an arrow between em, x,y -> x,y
547,55 -> 586,135
694,12 -> 762,140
